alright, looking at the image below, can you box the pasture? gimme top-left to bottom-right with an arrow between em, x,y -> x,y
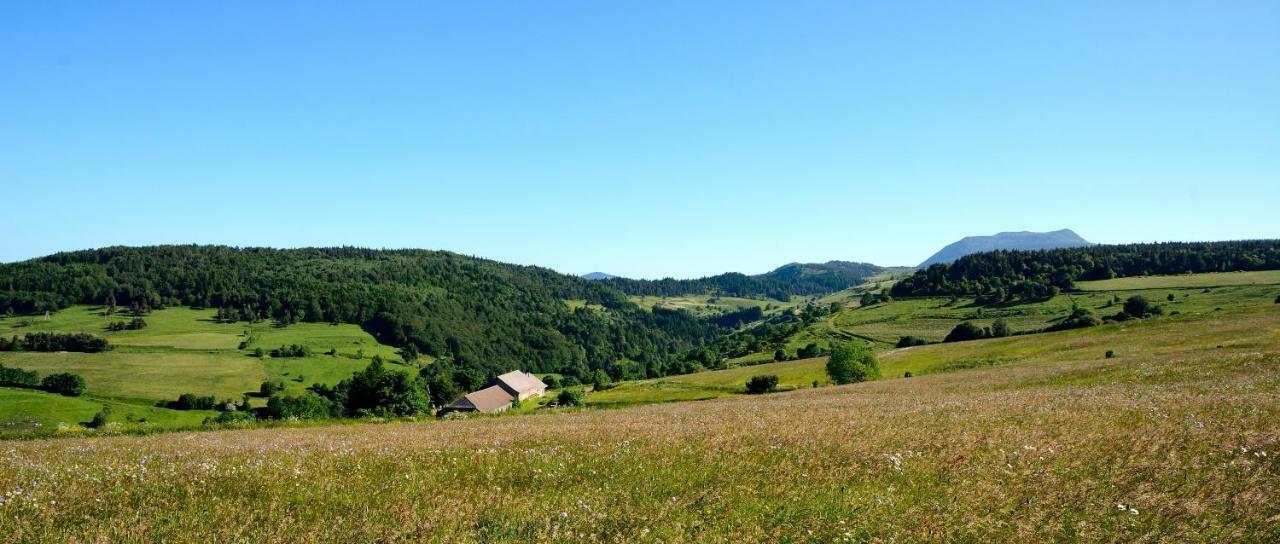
0,306 -> 413,436
2,304 -> 1276,541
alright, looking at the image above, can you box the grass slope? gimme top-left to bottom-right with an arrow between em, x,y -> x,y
2,305 -> 1276,541
0,305 -> 410,435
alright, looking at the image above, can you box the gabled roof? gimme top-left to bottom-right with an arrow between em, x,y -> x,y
494,370 -> 547,394
455,385 -> 514,413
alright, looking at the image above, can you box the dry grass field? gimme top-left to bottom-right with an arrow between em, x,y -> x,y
2,307 -> 1277,542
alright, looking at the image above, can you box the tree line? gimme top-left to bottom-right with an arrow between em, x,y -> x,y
0,332 -> 111,353
891,240 -> 1280,301
602,261 -> 883,301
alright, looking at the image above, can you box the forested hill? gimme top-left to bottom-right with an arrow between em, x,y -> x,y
892,240 -> 1280,301
0,246 -> 723,381
603,261 -> 883,300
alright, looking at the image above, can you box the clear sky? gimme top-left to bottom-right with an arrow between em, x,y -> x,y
2,2 -> 1277,278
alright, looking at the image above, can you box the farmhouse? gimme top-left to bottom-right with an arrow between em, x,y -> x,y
492,370 -> 548,401
439,385 -> 515,415
438,370 -> 548,415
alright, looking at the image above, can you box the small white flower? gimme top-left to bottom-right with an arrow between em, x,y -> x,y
1116,503 -> 1126,510
1129,508 -> 1139,515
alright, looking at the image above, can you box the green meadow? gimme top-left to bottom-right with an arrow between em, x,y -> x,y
0,305 -> 413,436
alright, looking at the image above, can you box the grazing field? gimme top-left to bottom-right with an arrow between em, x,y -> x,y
588,356 -> 832,407
1075,270 -> 1280,290
628,294 -> 810,317
2,306 -> 1277,542
0,306 -> 412,436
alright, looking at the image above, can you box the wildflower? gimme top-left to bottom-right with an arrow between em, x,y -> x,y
560,511 -> 568,518
1116,503 -> 1126,511
1129,508 -> 1139,515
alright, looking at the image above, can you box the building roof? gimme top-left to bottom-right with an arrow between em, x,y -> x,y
494,370 -> 547,394
455,385 -> 514,413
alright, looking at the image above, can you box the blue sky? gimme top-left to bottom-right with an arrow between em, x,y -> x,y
2,2 -> 1277,278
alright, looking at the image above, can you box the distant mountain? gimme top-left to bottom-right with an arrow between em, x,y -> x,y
582,272 -> 616,280
920,229 -> 1092,267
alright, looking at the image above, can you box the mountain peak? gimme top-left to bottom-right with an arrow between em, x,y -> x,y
920,229 -> 1091,267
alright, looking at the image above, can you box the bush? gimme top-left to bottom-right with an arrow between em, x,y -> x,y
205,411 -> 257,426
1123,296 -> 1152,318
0,363 -> 39,388
825,342 -> 880,385
745,375 -> 779,394
259,380 -> 286,396
1105,350 -> 1115,359
903,371 -> 913,378
270,344 -> 311,358
896,336 -> 926,348
991,319 -> 1011,338
1275,295 -> 1280,304
556,389 -> 584,407
773,349 -> 788,362
1046,308 -> 1103,332
166,393 -> 217,410
797,343 -> 822,359
41,372 -> 86,396
266,392 -> 332,419
590,369 -> 613,391
0,332 -> 110,353
87,404 -> 112,429
944,322 -> 989,343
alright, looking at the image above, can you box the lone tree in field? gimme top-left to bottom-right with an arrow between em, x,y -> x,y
825,342 -> 880,385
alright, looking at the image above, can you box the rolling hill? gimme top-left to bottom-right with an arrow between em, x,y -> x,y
919,229 -> 1091,266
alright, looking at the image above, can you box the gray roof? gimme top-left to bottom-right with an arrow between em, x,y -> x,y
494,370 -> 546,395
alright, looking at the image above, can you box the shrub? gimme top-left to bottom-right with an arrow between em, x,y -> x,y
166,393 -> 217,410
590,369 -> 613,391
903,371 -> 913,378
944,322 -> 989,343
991,319 -> 1011,338
1105,350 -> 1115,359
773,349 -> 788,362
797,343 -> 822,359
266,392 -> 332,419
269,344 -> 311,358
87,404 -> 112,429
205,411 -> 257,426
0,363 -> 39,387
826,342 -> 880,385
1,332 -> 110,353
1275,295 -> 1280,304
1123,296 -> 1152,318
259,380 -> 285,396
556,389 -> 584,407
1046,308 -> 1103,332
745,375 -> 779,394
896,336 -> 926,348
542,375 -> 562,389
41,372 -> 87,396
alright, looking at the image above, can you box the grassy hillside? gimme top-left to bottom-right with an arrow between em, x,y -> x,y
0,305 -> 412,436
723,272 -> 1280,366
2,302 -> 1276,541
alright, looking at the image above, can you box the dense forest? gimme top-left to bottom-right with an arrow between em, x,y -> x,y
891,240 -> 1280,301
0,246 -> 725,382
603,261 -> 883,300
